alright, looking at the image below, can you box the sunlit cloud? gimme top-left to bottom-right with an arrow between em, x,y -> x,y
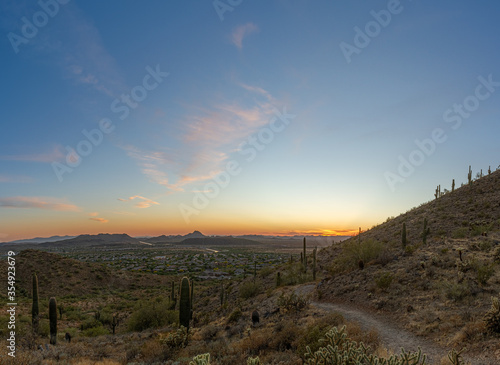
118,195 -> 160,208
231,22 -> 259,49
123,83 -> 283,193
89,217 -> 109,223
0,145 -> 64,163
0,196 -> 80,211
88,212 -> 99,217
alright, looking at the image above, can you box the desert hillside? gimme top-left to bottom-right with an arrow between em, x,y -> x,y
316,167 -> 500,362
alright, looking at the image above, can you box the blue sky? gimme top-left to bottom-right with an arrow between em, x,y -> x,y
1,0 -> 499,240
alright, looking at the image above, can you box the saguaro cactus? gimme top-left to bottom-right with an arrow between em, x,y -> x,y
49,297 -> 57,345
276,272 -> 281,287
312,248 -> 317,280
434,185 -> 441,200
303,237 -> 307,273
468,165 -> 472,186
452,179 -> 455,192
220,282 -> 225,307
402,223 -> 407,248
422,218 -> 430,245
190,279 -> 194,321
32,273 -> 39,334
179,277 -> 191,330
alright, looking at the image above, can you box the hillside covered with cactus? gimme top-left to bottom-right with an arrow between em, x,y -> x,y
316,166 -> 500,362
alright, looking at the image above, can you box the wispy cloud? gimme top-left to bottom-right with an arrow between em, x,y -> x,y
124,83 -> 283,193
0,174 -> 34,183
0,146 -> 64,163
0,196 -> 80,211
231,22 -> 259,49
89,217 -> 108,223
118,195 -> 160,208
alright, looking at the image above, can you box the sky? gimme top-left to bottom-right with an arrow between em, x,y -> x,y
1,0 -> 499,241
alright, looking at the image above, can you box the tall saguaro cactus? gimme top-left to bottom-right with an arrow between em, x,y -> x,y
179,277 -> 191,330
452,179 -> 455,192
468,165 -> 472,186
312,247 -> 317,281
402,223 -> 407,248
303,237 -> 307,273
422,218 -> 430,245
32,273 -> 39,334
49,297 -> 57,345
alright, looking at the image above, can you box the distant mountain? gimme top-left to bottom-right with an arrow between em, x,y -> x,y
3,235 -> 76,244
184,230 -> 205,239
39,233 -> 141,247
146,231 -> 206,243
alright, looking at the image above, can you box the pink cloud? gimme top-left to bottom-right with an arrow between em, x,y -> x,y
231,23 -> 259,49
0,196 -> 80,212
118,195 -> 159,208
89,217 -> 109,223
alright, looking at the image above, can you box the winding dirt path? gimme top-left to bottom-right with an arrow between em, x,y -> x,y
295,285 -> 490,365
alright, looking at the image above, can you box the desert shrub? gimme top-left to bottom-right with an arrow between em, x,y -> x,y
452,228 -> 468,239
294,313 -> 345,357
82,325 -> 110,337
269,320 -> 301,351
472,261 -> 495,285
484,296 -> 500,335
127,300 -> 178,331
478,240 -> 493,252
332,239 -> 384,272
471,223 -> 494,236
259,265 -> 274,278
281,262 -> 313,286
442,281 -> 470,302
375,272 -> 394,291
227,309 -> 242,324
200,324 -> 219,342
277,292 -> 308,312
239,280 -> 261,299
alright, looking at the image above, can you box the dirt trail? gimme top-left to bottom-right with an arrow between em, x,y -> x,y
295,285 -> 490,365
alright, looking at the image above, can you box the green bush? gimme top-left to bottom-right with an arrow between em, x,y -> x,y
82,325 -> 110,337
473,261 -> 495,285
127,300 -> 178,332
375,272 -> 393,291
239,281 -> 261,299
281,262 -> 313,286
442,281 -> 470,302
277,292 -> 308,311
227,309 -> 242,324
332,239 -> 384,272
